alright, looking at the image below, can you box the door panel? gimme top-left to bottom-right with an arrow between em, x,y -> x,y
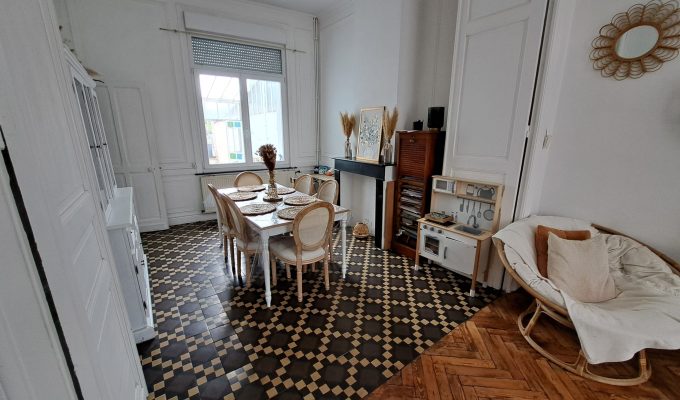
128,171 -> 164,224
0,1 -> 147,398
445,0 -> 547,228
105,83 -> 168,231
457,21 -> 528,158
95,86 -> 124,169
444,0 -> 547,287
113,87 -> 154,169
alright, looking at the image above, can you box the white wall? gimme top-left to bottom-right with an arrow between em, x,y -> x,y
58,0 -> 317,226
319,0 -> 457,230
537,0 -> 680,261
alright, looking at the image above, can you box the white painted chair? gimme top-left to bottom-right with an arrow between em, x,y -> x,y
293,174 -> 313,195
234,171 -> 263,187
269,202 -> 335,302
316,179 -> 338,204
219,192 -> 259,286
207,184 -> 236,274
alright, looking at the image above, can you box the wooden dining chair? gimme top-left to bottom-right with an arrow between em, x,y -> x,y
234,171 -> 263,187
269,202 -> 335,302
316,179 -> 338,204
219,192 -> 259,287
294,174 -> 313,195
207,184 -> 236,274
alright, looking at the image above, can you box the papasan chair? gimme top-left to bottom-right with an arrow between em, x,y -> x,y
492,216 -> 680,386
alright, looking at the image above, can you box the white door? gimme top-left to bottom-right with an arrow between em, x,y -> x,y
444,0 -> 548,285
0,1 -> 146,399
97,83 -> 168,231
445,0 -> 547,226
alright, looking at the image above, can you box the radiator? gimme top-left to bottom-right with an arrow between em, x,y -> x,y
200,169 -> 299,213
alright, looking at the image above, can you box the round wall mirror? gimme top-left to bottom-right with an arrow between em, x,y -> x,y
615,25 -> 659,59
590,1 -> 680,80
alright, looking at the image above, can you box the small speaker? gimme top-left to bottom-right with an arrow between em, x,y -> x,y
427,107 -> 445,130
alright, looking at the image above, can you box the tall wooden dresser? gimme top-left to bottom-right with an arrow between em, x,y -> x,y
391,130 -> 445,258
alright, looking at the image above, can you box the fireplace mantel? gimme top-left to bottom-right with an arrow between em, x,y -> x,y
333,158 -> 396,249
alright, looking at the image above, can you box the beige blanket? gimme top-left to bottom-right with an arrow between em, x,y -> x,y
564,234 -> 680,364
494,216 -> 680,364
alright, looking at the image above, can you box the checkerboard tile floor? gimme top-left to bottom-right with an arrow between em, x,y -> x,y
138,221 -> 498,399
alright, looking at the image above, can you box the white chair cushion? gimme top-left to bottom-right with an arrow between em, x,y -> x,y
269,236 -> 326,263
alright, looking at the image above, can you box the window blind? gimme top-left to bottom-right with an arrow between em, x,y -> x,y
191,37 -> 283,75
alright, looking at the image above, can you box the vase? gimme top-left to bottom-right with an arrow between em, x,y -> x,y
267,170 -> 279,199
344,139 -> 352,158
382,142 -> 393,164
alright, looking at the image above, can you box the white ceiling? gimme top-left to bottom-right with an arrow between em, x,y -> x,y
249,0 -> 347,16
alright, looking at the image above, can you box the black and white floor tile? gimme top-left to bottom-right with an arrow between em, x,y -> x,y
138,221 -> 498,399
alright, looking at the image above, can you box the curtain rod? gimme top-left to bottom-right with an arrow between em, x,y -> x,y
159,27 -> 307,53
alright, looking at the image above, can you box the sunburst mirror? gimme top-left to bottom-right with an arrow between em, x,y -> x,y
590,0 -> 680,80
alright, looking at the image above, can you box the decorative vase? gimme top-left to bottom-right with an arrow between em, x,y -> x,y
267,170 -> 279,199
344,138 -> 352,158
382,142 -> 393,164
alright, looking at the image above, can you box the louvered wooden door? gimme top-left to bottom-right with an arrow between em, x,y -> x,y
398,132 -> 430,178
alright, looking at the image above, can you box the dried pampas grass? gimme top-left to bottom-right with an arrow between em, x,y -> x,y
256,144 -> 277,171
382,107 -> 399,142
340,112 -> 356,139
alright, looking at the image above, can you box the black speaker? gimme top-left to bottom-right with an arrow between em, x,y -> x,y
427,107 -> 445,130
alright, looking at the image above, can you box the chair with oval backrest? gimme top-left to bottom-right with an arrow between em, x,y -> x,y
269,202 -> 335,302
219,192 -> 260,287
234,171 -> 263,187
316,179 -> 339,263
293,174 -> 313,195
207,184 -> 236,274
316,179 -> 338,204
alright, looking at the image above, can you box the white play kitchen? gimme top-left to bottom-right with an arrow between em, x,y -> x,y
414,176 -> 503,297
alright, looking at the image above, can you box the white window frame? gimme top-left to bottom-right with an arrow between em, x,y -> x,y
191,36 -> 290,172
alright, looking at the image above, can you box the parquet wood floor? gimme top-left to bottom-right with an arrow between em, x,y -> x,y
367,290 -> 680,400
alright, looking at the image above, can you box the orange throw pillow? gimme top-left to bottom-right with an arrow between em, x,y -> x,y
535,225 -> 591,277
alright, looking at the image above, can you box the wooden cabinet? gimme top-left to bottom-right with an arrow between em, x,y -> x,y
391,130 -> 444,258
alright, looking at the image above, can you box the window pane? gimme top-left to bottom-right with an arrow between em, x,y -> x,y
247,79 -> 284,162
199,74 -> 245,164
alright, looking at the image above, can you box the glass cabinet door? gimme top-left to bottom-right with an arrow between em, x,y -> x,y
72,74 -> 116,212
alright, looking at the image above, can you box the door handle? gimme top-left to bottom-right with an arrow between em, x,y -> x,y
443,247 -> 447,259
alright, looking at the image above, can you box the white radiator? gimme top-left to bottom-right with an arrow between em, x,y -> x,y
200,169 -> 299,213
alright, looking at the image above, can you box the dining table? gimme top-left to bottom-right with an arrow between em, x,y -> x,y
219,183 -> 350,307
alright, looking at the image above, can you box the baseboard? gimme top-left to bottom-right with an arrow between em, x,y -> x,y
138,222 -> 169,233
168,212 -> 215,226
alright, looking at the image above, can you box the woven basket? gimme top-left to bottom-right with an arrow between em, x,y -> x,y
353,222 -> 369,238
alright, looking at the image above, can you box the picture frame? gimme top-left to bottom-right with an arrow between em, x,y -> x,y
356,106 -> 385,163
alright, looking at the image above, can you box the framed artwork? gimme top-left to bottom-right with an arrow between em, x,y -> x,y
356,106 -> 385,163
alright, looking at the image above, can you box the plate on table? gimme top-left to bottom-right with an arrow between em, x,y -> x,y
228,192 -> 257,202
284,195 -> 316,206
277,206 -> 306,220
241,203 -> 276,216
237,185 -> 265,192
276,186 -> 295,195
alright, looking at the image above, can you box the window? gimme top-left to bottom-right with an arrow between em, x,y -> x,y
192,37 -> 287,169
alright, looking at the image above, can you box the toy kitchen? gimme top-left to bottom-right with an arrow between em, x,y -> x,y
414,176 -> 503,297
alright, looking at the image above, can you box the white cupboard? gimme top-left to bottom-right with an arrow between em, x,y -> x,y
65,49 -> 154,343
95,83 -> 168,232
